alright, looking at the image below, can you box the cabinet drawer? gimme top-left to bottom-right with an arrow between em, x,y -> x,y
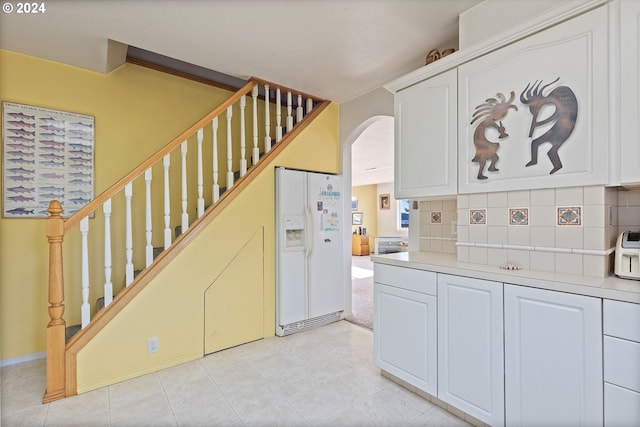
605,382 -> 640,427
604,300 -> 640,342
604,336 -> 640,392
374,264 -> 436,295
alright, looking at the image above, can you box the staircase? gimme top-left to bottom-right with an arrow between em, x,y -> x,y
42,77 -> 329,402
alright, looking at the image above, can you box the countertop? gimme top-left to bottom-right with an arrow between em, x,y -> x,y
370,251 -> 640,304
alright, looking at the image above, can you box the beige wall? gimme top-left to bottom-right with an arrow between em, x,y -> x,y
376,182 -> 408,238
351,184 -> 377,239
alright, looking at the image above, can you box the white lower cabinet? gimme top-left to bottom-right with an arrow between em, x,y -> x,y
504,284 -> 603,426
437,274 -> 504,426
373,264 -> 437,395
603,300 -> 640,426
373,263 -> 615,426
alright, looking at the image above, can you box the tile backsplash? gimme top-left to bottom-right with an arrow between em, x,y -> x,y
418,199 -> 457,254
416,186 -> 640,278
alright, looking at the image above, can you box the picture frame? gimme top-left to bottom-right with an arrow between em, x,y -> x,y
2,101 -> 94,218
351,196 -> 358,211
379,193 -> 390,210
352,212 -> 363,225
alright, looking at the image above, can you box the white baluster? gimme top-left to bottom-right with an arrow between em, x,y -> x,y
306,98 -> 314,113
197,128 -> 204,218
180,141 -> 189,233
103,199 -> 113,308
226,105 -> 234,190
212,117 -> 220,203
276,88 -> 283,143
80,217 -> 90,328
124,182 -> 134,286
264,85 -> 271,153
239,95 -> 247,176
145,168 -> 153,268
251,85 -> 259,165
163,154 -> 171,249
286,91 -> 294,132
297,94 -> 304,123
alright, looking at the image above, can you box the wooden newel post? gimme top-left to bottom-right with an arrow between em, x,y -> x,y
43,200 -> 66,403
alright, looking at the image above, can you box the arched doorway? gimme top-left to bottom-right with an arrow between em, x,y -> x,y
341,115 -> 394,329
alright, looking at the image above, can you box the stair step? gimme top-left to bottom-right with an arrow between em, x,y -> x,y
65,324 -> 81,342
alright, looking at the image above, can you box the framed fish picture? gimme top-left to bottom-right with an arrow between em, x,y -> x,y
2,101 -> 94,218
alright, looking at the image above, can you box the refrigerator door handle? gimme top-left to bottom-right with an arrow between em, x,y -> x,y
305,205 -> 314,259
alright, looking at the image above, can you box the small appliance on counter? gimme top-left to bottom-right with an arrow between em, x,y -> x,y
615,231 -> 640,280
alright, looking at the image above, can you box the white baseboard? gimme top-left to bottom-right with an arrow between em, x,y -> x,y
0,351 -> 46,368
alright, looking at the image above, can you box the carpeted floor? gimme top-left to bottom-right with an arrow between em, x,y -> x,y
346,256 -> 374,330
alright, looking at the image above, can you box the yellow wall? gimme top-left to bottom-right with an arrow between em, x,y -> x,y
351,184 -> 377,239
76,103 -> 339,392
0,50 -> 234,360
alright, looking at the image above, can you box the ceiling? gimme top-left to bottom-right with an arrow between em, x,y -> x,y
0,0 -> 481,186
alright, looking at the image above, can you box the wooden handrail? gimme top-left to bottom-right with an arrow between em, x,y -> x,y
64,79 -> 258,230
249,76 -> 324,104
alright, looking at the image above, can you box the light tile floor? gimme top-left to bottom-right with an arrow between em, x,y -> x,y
1,321 -> 469,426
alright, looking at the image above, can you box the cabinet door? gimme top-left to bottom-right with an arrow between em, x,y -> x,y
605,383 -> 640,427
621,0 -> 640,184
395,68 -> 457,198
504,284 -> 603,426
437,274 -> 504,426
374,282 -> 437,395
458,6 -> 608,193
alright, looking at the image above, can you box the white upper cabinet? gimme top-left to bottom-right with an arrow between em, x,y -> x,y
620,0 -> 640,185
458,6 -> 609,193
394,69 -> 457,198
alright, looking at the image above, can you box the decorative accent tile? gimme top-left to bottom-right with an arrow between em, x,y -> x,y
557,206 -> 582,226
430,211 -> 442,224
509,208 -> 529,226
469,209 -> 486,225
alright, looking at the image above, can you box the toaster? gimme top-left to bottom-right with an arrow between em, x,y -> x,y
615,231 -> 640,280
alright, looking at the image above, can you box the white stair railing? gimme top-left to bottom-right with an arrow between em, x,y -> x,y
197,129 -> 205,218
239,95 -> 247,177
212,117 -> 220,203
45,78 -> 325,401
286,91 -> 293,132
80,217 -> 90,328
264,84 -> 271,153
252,86 -> 259,165
180,141 -> 189,233
144,168 -> 153,268
225,105 -> 234,190
163,154 -> 172,249
103,199 -> 113,308
276,88 -> 283,143
53,79 -> 323,342
124,182 -> 134,286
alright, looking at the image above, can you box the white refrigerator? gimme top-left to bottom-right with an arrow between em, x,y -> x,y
275,167 -> 344,336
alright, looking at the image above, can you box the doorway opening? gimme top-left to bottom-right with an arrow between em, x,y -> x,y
344,115 -> 395,330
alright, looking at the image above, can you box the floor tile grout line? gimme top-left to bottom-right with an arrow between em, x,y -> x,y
197,358 -> 244,425
107,383 -> 112,427
156,372 -> 179,426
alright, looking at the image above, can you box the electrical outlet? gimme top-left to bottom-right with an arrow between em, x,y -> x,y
451,220 -> 458,236
148,337 -> 159,354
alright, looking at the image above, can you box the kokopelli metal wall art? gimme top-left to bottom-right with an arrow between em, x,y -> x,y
470,91 -> 518,180
520,78 -> 578,174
